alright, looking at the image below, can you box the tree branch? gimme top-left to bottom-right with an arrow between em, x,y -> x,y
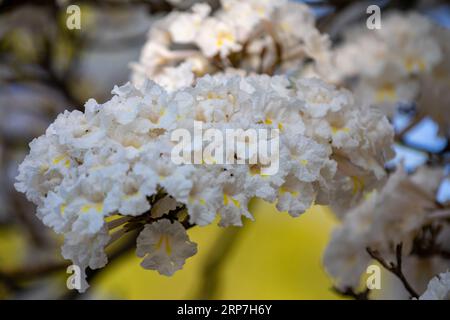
332,286 -> 370,300
193,200 -> 258,299
194,226 -> 244,300
0,0 -> 173,15
366,244 -> 419,299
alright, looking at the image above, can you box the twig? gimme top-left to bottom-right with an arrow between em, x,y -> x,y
366,244 -> 419,298
411,224 -> 450,259
395,112 -> 425,142
0,0 -> 174,15
40,15 -> 85,110
332,286 -> 370,300
393,111 -> 450,161
0,261 -> 70,282
194,226 -> 244,300
107,216 -> 133,230
0,271 -> 25,292
427,208 -> 450,221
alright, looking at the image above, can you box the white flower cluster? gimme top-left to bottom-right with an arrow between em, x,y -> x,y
131,0 -> 332,91
333,12 -> 450,133
15,74 -> 393,291
320,11 -> 450,299
323,166 -> 448,290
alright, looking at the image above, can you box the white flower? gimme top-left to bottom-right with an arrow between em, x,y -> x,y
15,135 -> 73,205
130,42 -> 175,88
274,2 -> 315,40
136,219 -> 197,276
323,229 -> 370,289
276,176 -> 315,217
152,61 -> 196,92
240,0 -> 286,19
61,226 -> 110,292
184,168 -> 223,226
324,166 -> 446,289
196,18 -> 241,58
336,12 -> 441,80
220,0 -> 261,41
169,3 -> 210,44
217,167 -> 253,227
284,134 -> 332,183
151,195 -> 180,219
296,78 -> 351,118
352,78 -> 419,117
332,11 -> 447,120
296,78 -> 394,211
420,272 -> 450,300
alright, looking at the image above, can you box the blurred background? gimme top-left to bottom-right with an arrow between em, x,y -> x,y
0,0 -> 449,299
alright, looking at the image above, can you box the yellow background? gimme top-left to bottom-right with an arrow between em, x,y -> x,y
93,201 -> 342,299
0,201 -> 345,299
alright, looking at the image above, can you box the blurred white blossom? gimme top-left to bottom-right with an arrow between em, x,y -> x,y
324,166 -> 448,290
332,11 -> 450,132
420,271 -> 450,300
131,0 -> 332,91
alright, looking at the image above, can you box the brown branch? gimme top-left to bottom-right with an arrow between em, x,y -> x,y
193,199 -> 258,300
0,261 -> 70,282
366,244 -> 419,299
0,0 -> 174,15
194,226 -> 244,300
41,12 -> 85,111
411,225 -> 450,260
393,112 -> 449,161
0,271 -> 24,292
332,286 -> 370,300
395,113 -> 425,142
